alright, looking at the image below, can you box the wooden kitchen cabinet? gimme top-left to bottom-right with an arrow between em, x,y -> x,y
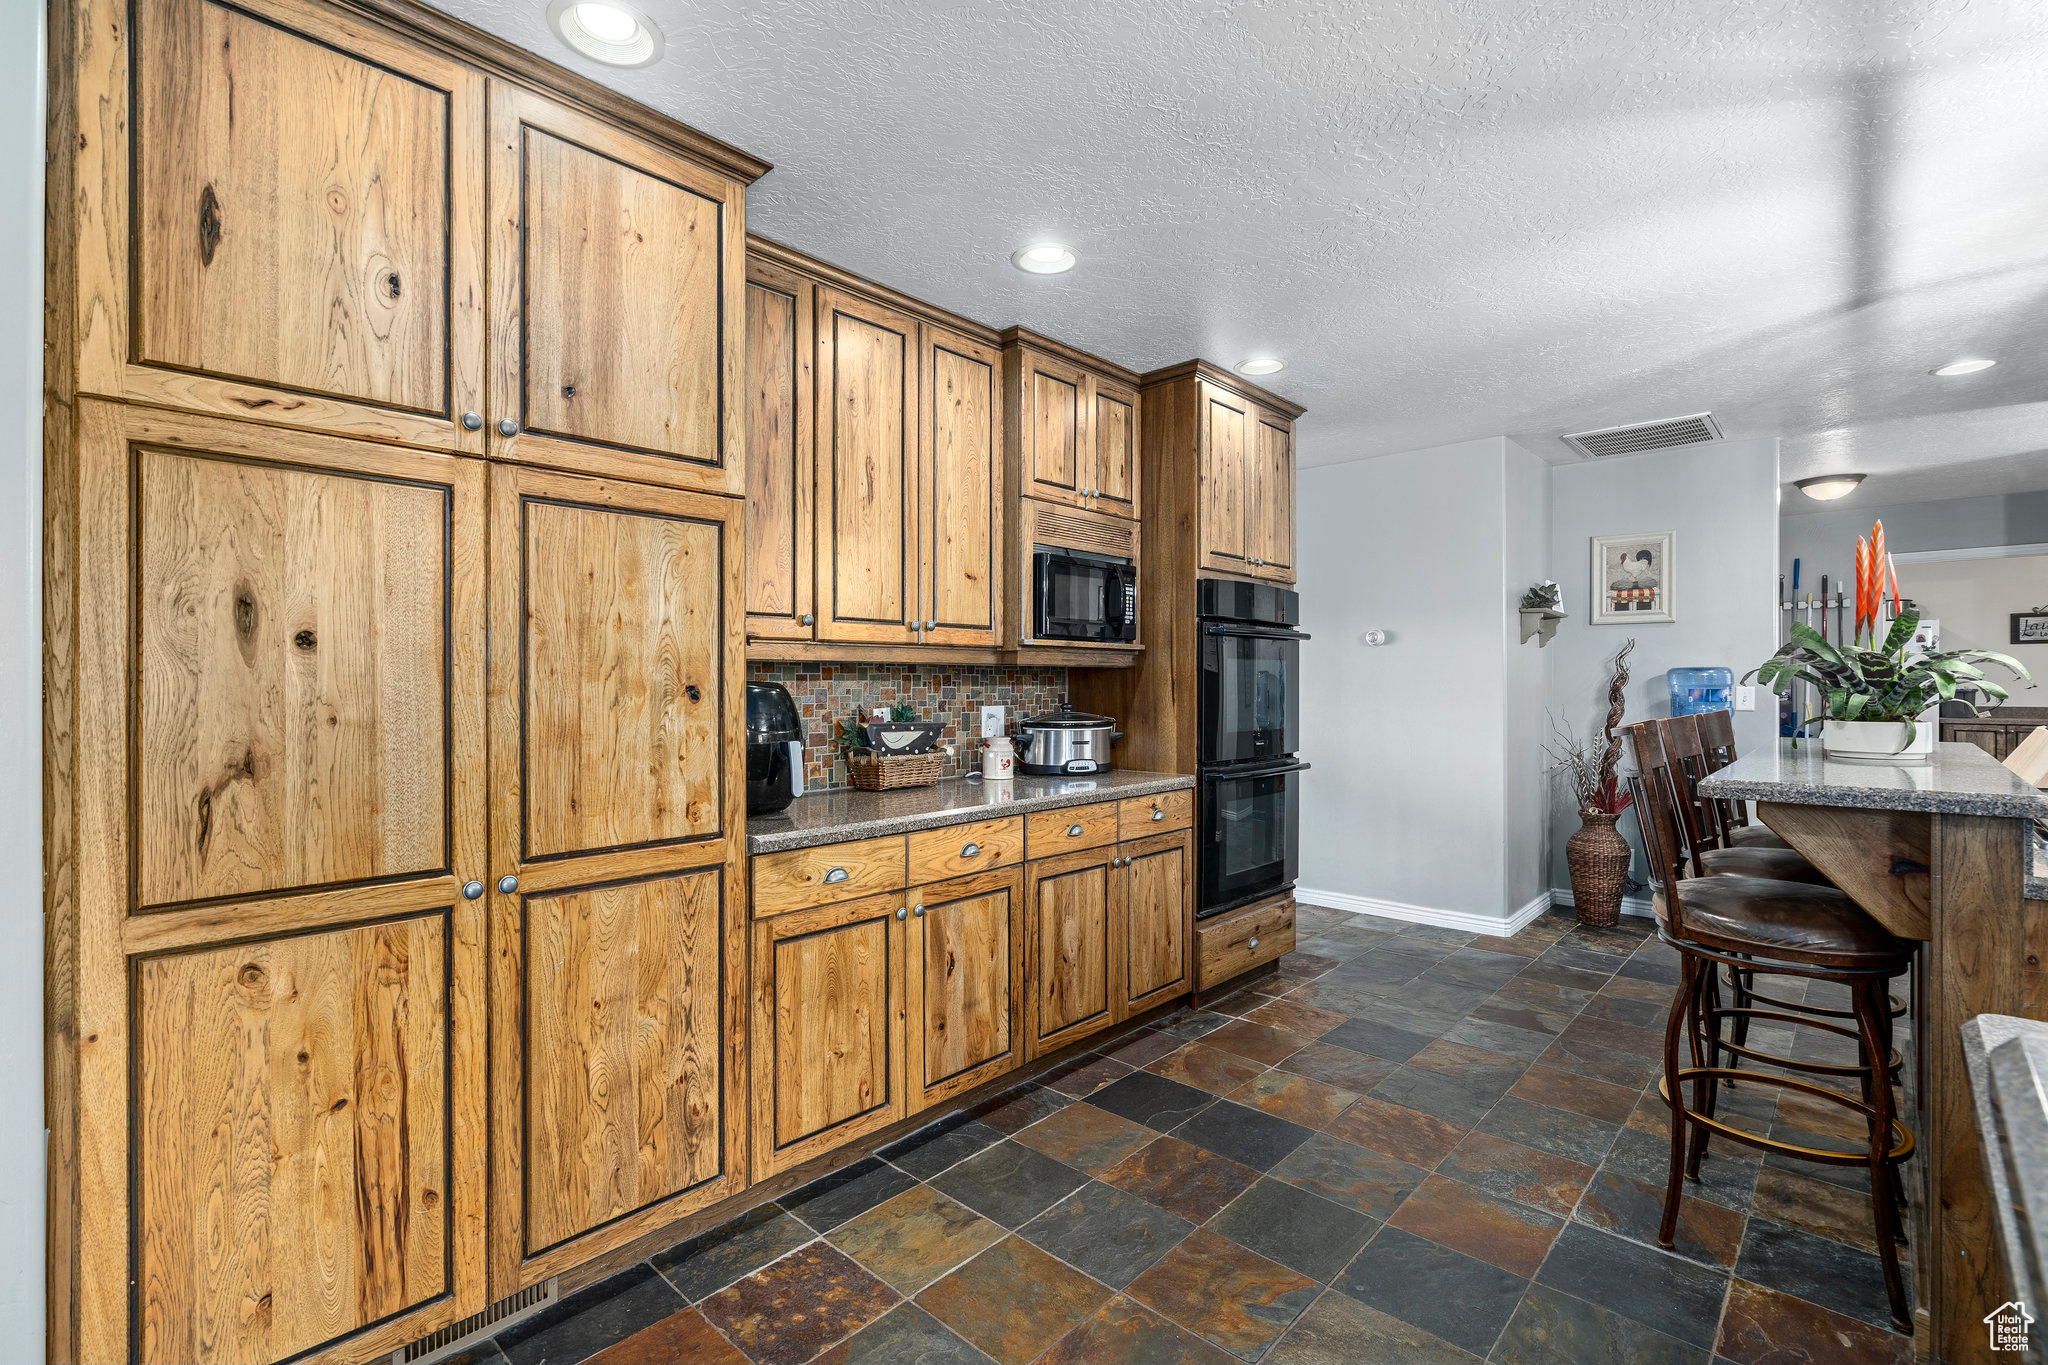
1026,845 -> 1124,1056
750,892 -> 909,1177
744,257 -> 817,639
1003,330 -> 1142,520
1122,831 -> 1193,1012
63,402 -> 491,1364
907,866 -> 1027,1111
1249,404 -> 1296,579
485,463 -> 748,1290
1197,381 -> 1251,575
488,81 -> 747,494
919,325 -> 1004,646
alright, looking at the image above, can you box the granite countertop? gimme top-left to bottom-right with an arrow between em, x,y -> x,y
1699,740 -> 2048,820
746,768 -> 1197,853
1964,1014 -> 2048,1358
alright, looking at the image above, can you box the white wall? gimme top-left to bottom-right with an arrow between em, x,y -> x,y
1502,440 -> 1552,915
0,0 -> 44,1357
1298,439 -> 1512,920
1547,438 -> 1781,892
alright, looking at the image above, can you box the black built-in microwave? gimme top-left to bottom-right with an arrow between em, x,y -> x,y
1033,547 -> 1137,644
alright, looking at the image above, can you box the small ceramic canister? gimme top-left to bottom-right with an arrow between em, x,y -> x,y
981,735 -> 1016,781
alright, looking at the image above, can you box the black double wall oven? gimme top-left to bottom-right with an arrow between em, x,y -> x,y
1197,579 -> 1308,918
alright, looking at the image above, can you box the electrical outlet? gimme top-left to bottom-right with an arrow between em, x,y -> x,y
980,705 -> 1006,738
1735,685 -> 1756,712
870,707 -> 887,721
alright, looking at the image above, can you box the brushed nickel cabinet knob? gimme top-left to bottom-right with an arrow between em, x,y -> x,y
460,411 -> 483,431
497,418 -> 519,437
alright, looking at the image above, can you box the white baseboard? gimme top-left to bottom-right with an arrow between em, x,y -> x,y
1296,886 -> 1554,936
1551,886 -> 1657,919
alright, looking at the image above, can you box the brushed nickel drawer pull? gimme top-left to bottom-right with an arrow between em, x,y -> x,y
1068,823 -> 1084,837
1151,808 -> 1165,821
961,842 -> 981,858
1248,937 -> 1260,950
824,867 -> 850,884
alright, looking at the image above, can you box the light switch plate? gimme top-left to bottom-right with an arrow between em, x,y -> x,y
980,705 -> 1005,738
1735,685 -> 1756,712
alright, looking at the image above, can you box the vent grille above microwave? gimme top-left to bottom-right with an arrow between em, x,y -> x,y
1561,412 -> 1723,459
1030,506 -> 1135,559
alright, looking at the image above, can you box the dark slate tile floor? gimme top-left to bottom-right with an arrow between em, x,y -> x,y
475,906 -> 1919,1364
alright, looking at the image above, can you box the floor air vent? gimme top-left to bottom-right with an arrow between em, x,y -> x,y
394,1280 -> 557,1364
1561,412 -> 1723,459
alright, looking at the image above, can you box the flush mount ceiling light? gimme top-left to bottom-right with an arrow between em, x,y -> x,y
1236,357 -> 1285,376
1795,473 -> 1866,501
546,0 -> 663,66
1931,357 -> 1996,376
1010,244 -> 1077,275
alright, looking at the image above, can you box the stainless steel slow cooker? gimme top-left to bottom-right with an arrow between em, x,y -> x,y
1015,704 -> 1123,775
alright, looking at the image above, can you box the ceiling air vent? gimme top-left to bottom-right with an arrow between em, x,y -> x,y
1561,412 -> 1723,459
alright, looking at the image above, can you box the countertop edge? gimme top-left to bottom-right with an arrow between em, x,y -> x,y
745,771 -> 1198,853
1696,776 -> 2047,820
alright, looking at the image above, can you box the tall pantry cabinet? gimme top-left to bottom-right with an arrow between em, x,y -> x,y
44,0 -> 765,1359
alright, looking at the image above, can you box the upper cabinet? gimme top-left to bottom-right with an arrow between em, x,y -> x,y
66,0 -> 759,487
487,83 -> 747,495
85,0 -> 488,451
1140,365 -> 1303,586
742,239 -> 1006,654
1003,330 -> 1142,520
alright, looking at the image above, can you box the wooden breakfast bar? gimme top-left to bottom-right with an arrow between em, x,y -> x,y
1701,741 -> 2048,1364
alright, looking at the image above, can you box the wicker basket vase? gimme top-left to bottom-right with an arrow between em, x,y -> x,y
845,749 -> 944,791
1565,810 -> 1631,928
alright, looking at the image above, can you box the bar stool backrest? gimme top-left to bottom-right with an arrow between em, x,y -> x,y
1693,707 -> 1751,831
1624,721 -> 1691,937
1656,715 -> 1725,856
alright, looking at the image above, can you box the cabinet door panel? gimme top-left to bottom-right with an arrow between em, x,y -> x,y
1198,384 -> 1249,574
489,83 -> 744,494
1027,848 -> 1123,1056
751,894 -> 906,1175
523,867 -> 726,1253
487,463 -> 747,1289
922,329 -> 1002,645
1026,360 -> 1086,507
816,289 -> 920,642
136,446 -> 450,908
744,261 -> 815,639
908,867 -> 1024,1109
1123,832 -> 1191,1010
135,913 -> 451,1365
117,0 -> 485,449
73,401 -> 489,1365
519,498 -> 722,859
1092,382 -> 1139,519
1250,408 -> 1295,581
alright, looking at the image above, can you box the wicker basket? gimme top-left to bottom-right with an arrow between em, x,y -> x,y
845,749 -> 944,791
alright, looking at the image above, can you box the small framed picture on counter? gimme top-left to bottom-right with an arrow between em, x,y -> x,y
2013,609 -> 2048,645
1591,530 -> 1676,625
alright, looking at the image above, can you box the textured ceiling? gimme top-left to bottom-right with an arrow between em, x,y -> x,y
432,0 -> 2048,507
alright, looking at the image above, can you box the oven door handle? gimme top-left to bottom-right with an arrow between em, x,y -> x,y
1201,760 -> 1310,781
1203,624 -> 1311,641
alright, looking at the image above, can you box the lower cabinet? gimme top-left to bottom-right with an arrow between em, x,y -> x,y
750,892 -> 909,1178
1026,845 -> 1124,1056
1122,831 -> 1193,1012
907,866 -> 1026,1111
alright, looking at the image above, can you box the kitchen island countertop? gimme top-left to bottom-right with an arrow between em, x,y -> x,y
747,768 -> 1196,853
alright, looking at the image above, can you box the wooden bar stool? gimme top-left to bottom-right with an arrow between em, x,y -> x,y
1633,740 -> 1916,1331
1667,711 -> 1789,851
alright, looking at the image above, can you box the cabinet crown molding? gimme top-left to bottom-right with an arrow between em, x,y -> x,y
997,327 -> 1142,387
1140,359 -> 1306,419
746,234 -> 1002,344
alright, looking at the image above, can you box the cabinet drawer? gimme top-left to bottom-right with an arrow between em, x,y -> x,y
908,817 -> 1024,883
752,835 -> 907,917
1196,895 -> 1295,990
1120,789 -> 1192,837
1027,801 -> 1121,856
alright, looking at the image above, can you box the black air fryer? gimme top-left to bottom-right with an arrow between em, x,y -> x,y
745,682 -> 806,814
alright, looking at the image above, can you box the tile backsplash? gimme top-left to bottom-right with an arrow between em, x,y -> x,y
749,661 -> 1068,790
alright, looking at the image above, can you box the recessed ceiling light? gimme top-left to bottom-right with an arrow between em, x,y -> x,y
1795,473 -> 1866,501
546,0 -> 663,66
1010,244 -> 1077,275
1236,358 -> 1285,376
1932,357 -> 1996,376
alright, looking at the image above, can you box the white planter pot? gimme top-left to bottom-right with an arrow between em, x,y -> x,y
1821,716 -> 1937,764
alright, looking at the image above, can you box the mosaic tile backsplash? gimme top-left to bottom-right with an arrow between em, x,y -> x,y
748,662 -> 1069,790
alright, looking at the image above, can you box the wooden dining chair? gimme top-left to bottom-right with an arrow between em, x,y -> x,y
1632,724 -> 1916,1331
